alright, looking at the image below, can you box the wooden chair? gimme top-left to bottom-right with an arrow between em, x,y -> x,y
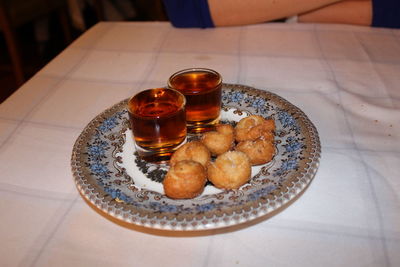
0,0 -> 71,86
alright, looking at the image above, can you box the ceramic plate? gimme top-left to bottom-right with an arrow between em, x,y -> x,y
71,84 -> 321,231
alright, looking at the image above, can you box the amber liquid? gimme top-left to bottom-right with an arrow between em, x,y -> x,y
169,71 -> 222,133
128,88 -> 186,161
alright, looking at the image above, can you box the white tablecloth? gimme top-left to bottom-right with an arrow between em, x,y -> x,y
1,22 -> 399,266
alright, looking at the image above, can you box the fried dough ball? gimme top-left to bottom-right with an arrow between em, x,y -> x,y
207,151 -> 251,189
235,115 -> 275,142
201,124 -> 234,156
216,124 -> 235,136
170,141 -> 211,167
236,139 -> 275,165
163,160 -> 207,199
259,130 -> 275,142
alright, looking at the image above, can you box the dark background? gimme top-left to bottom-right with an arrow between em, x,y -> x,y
0,0 -> 167,103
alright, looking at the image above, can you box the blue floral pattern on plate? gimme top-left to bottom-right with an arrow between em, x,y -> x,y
71,84 -> 321,231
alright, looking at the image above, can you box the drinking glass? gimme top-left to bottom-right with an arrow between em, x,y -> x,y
168,68 -> 222,133
128,88 -> 187,162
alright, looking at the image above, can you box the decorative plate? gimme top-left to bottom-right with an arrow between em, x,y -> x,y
71,84 -> 320,231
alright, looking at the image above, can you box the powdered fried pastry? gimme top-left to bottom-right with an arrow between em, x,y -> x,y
236,139 -> 275,165
163,160 -> 207,199
170,141 -> 211,167
207,151 -> 251,189
235,115 -> 275,142
201,124 -> 234,155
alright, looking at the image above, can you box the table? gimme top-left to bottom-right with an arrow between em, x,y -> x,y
1,21 -> 399,266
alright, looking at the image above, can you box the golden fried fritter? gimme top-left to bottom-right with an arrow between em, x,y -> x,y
236,139 -> 275,165
170,141 -> 211,167
235,115 -> 275,142
163,160 -> 207,199
207,151 -> 251,189
201,124 -> 234,156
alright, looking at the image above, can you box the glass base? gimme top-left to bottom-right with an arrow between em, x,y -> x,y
187,116 -> 220,134
134,138 -> 186,163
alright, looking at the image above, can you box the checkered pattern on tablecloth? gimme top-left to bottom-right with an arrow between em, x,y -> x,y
1,22 -> 399,266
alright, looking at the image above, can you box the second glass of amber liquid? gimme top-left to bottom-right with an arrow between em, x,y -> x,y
128,88 -> 187,162
168,68 -> 222,134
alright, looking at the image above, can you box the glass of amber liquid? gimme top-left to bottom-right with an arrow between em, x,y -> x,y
168,68 -> 222,133
128,88 -> 187,162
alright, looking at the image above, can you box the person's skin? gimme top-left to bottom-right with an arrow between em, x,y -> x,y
208,0 -> 346,26
298,0 -> 372,26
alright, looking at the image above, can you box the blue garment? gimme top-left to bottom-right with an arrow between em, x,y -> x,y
163,0 -> 400,29
162,0 -> 214,28
372,0 -> 400,28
